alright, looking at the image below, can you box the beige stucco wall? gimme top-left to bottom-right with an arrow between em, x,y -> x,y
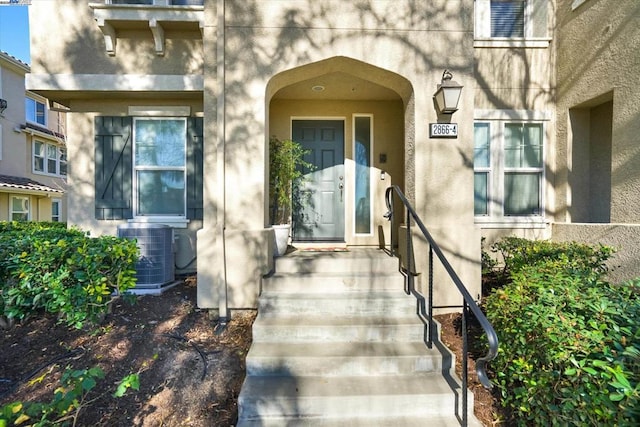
555,0 -> 640,224
219,0 -> 481,307
552,0 -> 640,281
28,1 -> 204,77
1,59 -> 28,177
552,223 -> 640,285
29,0 -> 486,311
1,54 -> 66,222
0,193 -> 55,222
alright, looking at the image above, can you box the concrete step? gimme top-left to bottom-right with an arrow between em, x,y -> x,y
262,271 -> 405,293
238,415 -> 481,427
238,249 -> 482,426
251,314 -> 427,343
238,374 -> 475,420
275,249 -> 399,274
245,342 -> 443,376
258,291 -> 417,317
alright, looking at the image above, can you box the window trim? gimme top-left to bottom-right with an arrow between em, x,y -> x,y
32,139 -> 67,177
25,97 -> 47,127
51,198 -> 62,222
352,114 -> 374,237
10,195 -> 30,221
474,110 -> 550,228
475,0 -> 551,48
132,117 -> 188,220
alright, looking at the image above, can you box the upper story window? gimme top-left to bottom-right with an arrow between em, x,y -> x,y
133,118 -> 187,217
491,0 -> 525,38
26,97 -> 46,126
475,0 -> 550,47
33,140 -> 67,177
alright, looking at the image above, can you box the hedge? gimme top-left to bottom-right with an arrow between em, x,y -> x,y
484,238 -> 639,425
0,221 -> 138,328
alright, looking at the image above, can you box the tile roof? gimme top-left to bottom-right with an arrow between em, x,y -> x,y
21,122 -> 66,141
0,174 -> 65,194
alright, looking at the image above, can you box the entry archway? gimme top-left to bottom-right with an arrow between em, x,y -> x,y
265,56 -> 414,246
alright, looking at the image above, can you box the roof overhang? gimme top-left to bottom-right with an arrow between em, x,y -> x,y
0,175 -> 65,197
25,74 -> 203,108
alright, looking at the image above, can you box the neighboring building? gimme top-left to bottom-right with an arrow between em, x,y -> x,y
0,51 -> 66,223
25,0 -> 640,315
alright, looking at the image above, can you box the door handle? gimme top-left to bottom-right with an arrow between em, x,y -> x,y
338,182 -> 344,202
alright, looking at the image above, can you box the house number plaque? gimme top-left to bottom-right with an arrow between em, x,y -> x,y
429,123 -> 458,138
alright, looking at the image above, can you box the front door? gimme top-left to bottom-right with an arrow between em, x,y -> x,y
292,119 -> 345,241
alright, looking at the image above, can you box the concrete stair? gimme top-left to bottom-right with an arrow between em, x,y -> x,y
237,248 -> 482,426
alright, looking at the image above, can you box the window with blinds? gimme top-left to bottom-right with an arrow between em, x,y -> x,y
490,0 -> 526,38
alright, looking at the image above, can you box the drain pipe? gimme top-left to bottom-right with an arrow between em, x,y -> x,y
216,0 -> 228,329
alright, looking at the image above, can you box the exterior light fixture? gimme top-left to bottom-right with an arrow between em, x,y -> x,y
433,70 -> 463,114
0,99 -> 7,114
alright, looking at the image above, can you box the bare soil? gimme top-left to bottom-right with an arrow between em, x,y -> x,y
1,277 -> 254,426
435,313 -> 508,426
1,277 -> 501,426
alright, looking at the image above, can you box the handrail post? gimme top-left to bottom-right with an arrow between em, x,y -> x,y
428,245 -> 434,348
462,300 -> 469,426
406,208 -> 412,294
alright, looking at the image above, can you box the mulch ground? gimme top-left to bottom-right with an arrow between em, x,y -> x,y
1,277 -> 254,427
1,277 -> 502,426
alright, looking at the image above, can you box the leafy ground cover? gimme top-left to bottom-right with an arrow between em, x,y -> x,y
1,278 -> 254,426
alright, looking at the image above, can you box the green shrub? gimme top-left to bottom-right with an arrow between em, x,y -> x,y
0,222 -> 138,328
485,238 -> 639,425
490,236 -> 615,280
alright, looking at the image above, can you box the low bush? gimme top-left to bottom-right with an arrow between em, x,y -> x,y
490,236 -> 615,280
485,238 -> 639,425
0,221 -> 138,328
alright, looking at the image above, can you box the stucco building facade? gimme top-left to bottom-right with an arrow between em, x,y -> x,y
0,51 -> 67,223
26,0 -> 640,316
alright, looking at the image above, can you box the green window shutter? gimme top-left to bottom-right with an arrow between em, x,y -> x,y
186,117 -> 203,220
94,116 -> 133,220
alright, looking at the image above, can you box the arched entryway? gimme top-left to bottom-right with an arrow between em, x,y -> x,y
265,56 -> 414,246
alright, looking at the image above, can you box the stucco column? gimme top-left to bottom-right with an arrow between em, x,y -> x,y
196,0 -> 224,313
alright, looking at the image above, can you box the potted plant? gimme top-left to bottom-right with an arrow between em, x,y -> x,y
269,136 -> 313,256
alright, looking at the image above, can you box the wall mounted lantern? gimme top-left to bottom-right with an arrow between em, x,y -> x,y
0,99 -> 7,114
433,70 -> 463,114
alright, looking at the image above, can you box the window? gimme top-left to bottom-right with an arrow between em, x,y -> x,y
491,0 -> 525,38
354,115 -> 373,235
11,196 -> 30,221
26,97 -> 46,126
52,199 -> 62,222
474,116 -> 546,224
33,141 -> 67,176
475,0 -> 549,46
133,118 -> 187,217
95,116 -> 202,221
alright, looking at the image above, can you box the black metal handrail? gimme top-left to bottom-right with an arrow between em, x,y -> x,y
384,185 -> 498,426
